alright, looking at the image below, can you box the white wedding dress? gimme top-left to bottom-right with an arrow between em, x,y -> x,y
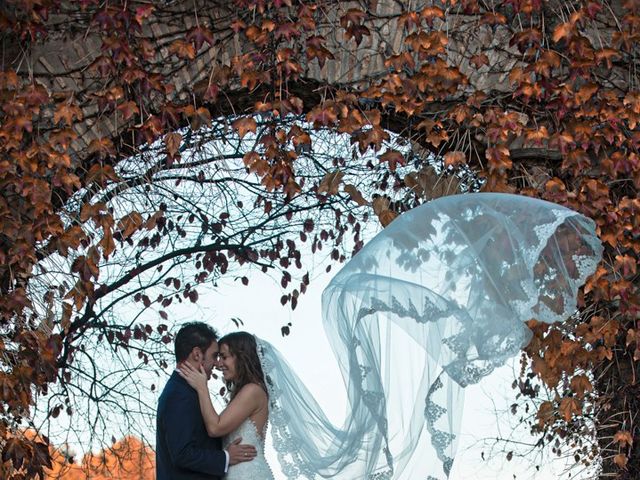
224,418 -> 275,479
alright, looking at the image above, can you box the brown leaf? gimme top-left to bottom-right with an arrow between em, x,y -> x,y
317,170 -> 344,195
559,396 -> 581,421
343,184 -> 368,206
232,117 -> 257,139
117,211 -> 143,239
372,197 -> 398,226
88,138 -> 116,159
569,374 -> 592,398
379,150 -> 406,171
164,132 -> 182,158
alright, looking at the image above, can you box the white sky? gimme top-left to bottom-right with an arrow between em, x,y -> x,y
34,223 -> 596,479
196,267 -> 594,480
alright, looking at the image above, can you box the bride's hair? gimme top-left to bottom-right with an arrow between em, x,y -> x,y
218,332 -> 267,399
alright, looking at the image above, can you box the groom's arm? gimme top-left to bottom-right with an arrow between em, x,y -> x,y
163,390 -> 228,476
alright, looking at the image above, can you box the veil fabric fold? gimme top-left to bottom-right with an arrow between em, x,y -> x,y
256,193 -> 603,479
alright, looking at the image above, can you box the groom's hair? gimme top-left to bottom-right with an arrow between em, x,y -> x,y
174,322 -> 218,362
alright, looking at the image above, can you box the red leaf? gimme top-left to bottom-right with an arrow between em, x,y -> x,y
186,26 -> 214,51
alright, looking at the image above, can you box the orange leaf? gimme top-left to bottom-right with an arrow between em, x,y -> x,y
485,146 -> 512,172
444,151 -> 466,167
614,453 -> 628,469
372,197 -> 397,226
613,430 -> 633,447
117,100 -> 139,121
86,163 -> 120,184
470,53 -> 489,68
340,8 -> 366,28
552,22 -> 573,43
536,400 -> 554,426
168,39 -> 196,60
232,117 -> 257,139
569,374 -> 592,398
53,102 -> 83,126
243,151 -> 269,176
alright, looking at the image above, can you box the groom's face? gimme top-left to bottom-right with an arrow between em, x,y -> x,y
200,341 -> 219,380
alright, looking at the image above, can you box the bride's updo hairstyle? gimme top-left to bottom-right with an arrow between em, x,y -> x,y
218,332 -> 267,399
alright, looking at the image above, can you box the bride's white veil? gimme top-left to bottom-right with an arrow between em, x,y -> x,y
255,193 -> 603,479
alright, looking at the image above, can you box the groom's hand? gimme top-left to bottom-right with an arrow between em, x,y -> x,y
227,437 -> 257,465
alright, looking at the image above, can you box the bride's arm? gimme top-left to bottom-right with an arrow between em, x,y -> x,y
178,362 -> 265,437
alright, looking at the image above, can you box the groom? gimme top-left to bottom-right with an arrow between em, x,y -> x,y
156,322 -> 257,479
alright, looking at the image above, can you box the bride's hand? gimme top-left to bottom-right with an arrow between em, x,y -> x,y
177,362 -> 208,391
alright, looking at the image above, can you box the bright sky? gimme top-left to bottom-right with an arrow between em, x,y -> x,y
196,267 -> 595,480
34,219 -> 596,479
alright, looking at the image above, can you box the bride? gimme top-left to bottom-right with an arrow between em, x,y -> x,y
181,193 -> 603,479
178,332 -> 275,480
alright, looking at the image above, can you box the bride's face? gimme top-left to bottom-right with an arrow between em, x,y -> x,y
218,344 -> 237,382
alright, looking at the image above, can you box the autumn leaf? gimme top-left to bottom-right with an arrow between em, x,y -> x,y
86,163 -> 120,185
379,150 -> 406,171
317,170 -> 344,195
552,22 -> 574,43
116,211 -> 143,239
485,146 -> 512,173
470,53 -> 489,68
569,375 -> 592,399
53,102 -> 83,126
343,184 -> 368,206
186,26 -> 214,51
614,454 -> 629,469
164,132 -> 182,158
168,39 -> 196,60
134,4 -> 154,25
615,254 -> 637,277
372,197 -> 397,227
614,430 -> 633,447
88,137 -> 115,160
243,151 -> 269,176
420,6 -> 444,26
117,100 -> 139,121
188,107 -> 212,130
444,151 -> 466,167
232,117 -> 257,139
340,8 -> 366,28
306,105 -> 338,127
559,396 -> 581,421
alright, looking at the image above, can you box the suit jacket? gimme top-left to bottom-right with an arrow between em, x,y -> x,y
156,371 -> 227,480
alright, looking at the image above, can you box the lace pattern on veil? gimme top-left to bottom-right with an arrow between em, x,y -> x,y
255,194 -> 602,480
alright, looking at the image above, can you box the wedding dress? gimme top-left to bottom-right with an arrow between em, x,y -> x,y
223,418 -> 275,479
255,193 -> 603,479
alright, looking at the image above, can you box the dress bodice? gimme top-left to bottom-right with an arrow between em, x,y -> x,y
224,418 -> 274,479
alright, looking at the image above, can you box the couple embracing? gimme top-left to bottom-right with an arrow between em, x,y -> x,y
156,322 -> 274,479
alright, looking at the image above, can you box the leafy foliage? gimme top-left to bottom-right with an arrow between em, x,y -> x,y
0,0 -> 638,477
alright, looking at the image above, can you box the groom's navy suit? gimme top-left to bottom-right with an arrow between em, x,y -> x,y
156,371 -> 227,480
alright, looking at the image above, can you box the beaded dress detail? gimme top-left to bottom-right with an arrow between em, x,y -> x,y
224,418 -> 274,480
